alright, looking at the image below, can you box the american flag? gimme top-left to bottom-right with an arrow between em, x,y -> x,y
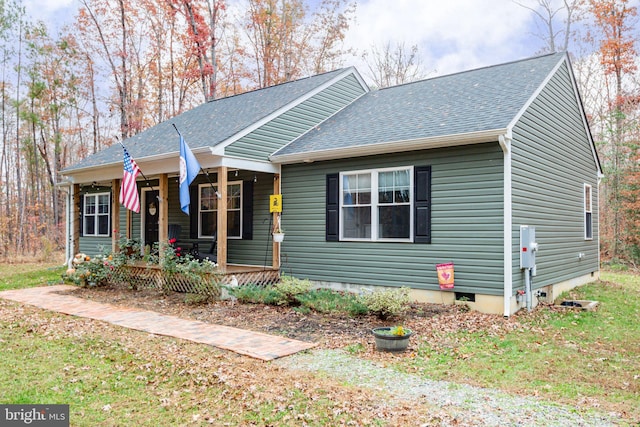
120,146 -> 141,213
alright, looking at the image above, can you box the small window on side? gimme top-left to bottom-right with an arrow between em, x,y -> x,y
83,192 -> 110,237
584,184 -> 592,240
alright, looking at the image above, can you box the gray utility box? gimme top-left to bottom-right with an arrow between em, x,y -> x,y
520,225 -> 538,273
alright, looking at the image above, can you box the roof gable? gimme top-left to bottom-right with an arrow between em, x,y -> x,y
223,73 -> 368,162
513,59 -> 602,175
63,68 -> 359,173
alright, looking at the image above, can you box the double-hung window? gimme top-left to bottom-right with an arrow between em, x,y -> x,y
199,182 -> 242,238
341,167 -> 412,241
83,193 -> 110,236
584,183 -> 593,240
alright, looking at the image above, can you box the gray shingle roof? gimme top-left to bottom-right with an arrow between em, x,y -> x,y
273,53 -> 565,157
63,68 -> 348,172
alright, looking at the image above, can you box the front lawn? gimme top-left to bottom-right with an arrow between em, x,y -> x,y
390,270 -> 640,421
0,299 -> 441,425
0,264 -> 638,424
0,262 -> 65,291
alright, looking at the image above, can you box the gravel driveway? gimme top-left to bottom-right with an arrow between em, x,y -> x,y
275,349 -> 621,427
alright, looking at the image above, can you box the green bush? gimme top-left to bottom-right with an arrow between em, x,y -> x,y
232,279 -> 410,319
230,284 -> 279,304
359,287 -> 410,319
271,275 -> 313,306
296,288 -> 368,316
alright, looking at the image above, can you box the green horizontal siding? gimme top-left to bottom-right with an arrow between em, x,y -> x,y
281,143 -> 505,295
78,187 -> 113,256
79,236 -> 111,256
225,74 -> 366,161
225,173 -> 274,266
511,62 -> 599,292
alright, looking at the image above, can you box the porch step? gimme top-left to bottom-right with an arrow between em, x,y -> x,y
0,285 -> 316,361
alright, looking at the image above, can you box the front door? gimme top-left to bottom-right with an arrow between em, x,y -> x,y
144,190 -> 159,249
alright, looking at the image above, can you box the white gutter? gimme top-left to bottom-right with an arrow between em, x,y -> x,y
57,182 -> 73,266
499,132 -> 513,318
270,128 -> 507,164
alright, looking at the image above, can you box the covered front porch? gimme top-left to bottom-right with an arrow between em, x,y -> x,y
66,163 -> 283,285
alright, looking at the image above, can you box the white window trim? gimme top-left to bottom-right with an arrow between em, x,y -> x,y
339,166 -> 414,242
83,192 -> 110,237
140,188 -> 155,248
198,181 -> 243,239
584,183 -> 593,240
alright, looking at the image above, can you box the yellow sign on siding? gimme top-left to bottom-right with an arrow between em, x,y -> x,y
269,194 -> 282,213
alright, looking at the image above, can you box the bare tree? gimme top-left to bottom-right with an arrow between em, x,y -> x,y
243,0 -> 354,88
362,41 -> 426,88
514,0 -> 584,53
304,0 -> 356,75
588,0 -> 638,259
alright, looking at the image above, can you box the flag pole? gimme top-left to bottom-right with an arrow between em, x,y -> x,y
117,139 -> 155,192
172,124 -> 219,195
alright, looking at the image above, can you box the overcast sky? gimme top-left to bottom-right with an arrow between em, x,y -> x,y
344,0 -> 542,76
22,0 -> 557,78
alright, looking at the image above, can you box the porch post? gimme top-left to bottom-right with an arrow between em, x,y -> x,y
158,174 -> 169,247
125,210 -> 132,239
72,184 -> 80,256
272,173 -> 281,269
112,179 -> 120,253
217,167 -> 228,271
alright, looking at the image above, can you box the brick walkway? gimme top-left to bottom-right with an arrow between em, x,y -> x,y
0,285 -> 316,361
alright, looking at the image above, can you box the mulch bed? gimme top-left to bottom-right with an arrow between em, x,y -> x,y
65,283 -> 524,360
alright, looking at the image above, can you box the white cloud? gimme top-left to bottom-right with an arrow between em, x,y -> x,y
22,0 -> 76,27
23,0 -> 75,14
343,0 -> 539,77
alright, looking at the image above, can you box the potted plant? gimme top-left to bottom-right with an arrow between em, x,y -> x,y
272,225 -> 285,243
371,325 -> 413,352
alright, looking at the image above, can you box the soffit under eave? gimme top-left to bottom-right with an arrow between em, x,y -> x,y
270,129 -> 507,165
62,152 -> 279,185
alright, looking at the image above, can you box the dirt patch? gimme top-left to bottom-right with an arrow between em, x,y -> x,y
64,283 -> 521,361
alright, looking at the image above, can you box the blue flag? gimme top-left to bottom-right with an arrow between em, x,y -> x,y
179,135 -> 201,214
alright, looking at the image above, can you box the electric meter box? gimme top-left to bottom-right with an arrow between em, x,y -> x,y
520,225 -> 538,270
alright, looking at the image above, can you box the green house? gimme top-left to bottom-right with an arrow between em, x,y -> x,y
61,52 -> 601,315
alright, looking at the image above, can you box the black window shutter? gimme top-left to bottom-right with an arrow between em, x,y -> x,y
326,173 -> 339,241
242,180 -> 254,240
414,166 -> 432,243
109,192 -> 113,237
189,185 -> 199,238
